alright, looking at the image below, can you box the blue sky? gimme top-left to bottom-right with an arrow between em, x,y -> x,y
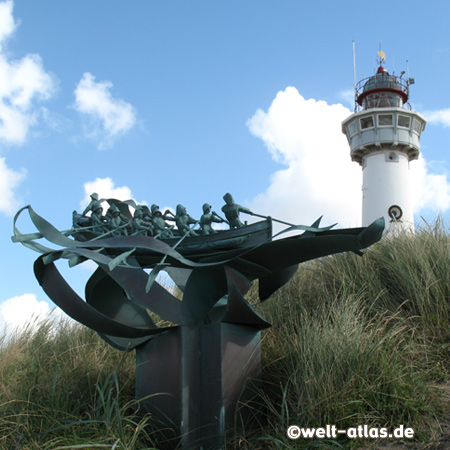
2,0 -> 450,333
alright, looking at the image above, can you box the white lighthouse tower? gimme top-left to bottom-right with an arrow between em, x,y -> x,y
341,52 -> 426,232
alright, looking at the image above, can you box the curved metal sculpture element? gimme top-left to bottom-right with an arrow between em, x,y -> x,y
12,199 -> 385,450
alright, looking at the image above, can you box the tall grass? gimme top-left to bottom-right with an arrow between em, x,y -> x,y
248,219 -> 450,448
0,317 -> 160,449
2,219 -> 450,449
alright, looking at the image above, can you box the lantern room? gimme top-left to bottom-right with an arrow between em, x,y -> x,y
356,65 -> 409,110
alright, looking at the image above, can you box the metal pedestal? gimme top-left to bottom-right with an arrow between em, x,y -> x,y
135,323 -> 261,449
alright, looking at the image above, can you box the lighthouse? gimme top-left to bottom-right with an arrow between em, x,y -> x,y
341,51 -> 426,232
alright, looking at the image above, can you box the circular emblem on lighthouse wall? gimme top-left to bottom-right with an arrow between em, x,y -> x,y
388,205 -> 403,220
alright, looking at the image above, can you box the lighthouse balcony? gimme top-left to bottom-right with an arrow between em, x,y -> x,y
342,108 -> 426,165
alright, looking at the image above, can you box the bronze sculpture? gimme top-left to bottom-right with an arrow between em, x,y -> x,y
12,193 -> 384,449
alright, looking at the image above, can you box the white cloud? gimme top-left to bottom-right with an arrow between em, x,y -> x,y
411,156 -> 450,213
0,1 -> 56,216
247,87 -> 362,227
423,108 -> 450,128
247,87 -> 450,228
0,0 -> 16,50
73,72 -> 136,149
0,1 -> 56,145
0,293 -> 50,338
80,177 -> 133,213
0,156 -> 25,216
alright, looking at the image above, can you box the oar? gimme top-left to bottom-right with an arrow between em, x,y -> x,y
89,222 -> 131,241
129,224 -> 174,240
63,224 -> 99,235
212,211 -> 229,225
145,221 -> 200,292
153,225 -> 175,239
249,212 -> 296,227
130,226 -> 153,236
172,221 -> 200,249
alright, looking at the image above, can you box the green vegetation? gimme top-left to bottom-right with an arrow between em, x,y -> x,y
2,220 -> 450,449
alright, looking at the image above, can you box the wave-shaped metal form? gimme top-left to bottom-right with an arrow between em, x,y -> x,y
12,201 -> 385,449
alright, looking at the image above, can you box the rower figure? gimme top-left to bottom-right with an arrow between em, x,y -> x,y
105,204 -> 129,236
72,210 -> 90,229
221,193 -> 253,229
132,206 -> 154,236
141,206 -> 153,226
175,204 -> 199,236
151,204 -> 174,238
90,204 -> 108,234
200,203 -> 225,234
82,193 -> 103,217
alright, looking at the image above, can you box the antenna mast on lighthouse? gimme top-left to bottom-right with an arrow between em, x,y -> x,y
353,41 -> 357,111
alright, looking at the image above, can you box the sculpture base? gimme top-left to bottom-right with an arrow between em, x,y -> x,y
135,323 -> 261,450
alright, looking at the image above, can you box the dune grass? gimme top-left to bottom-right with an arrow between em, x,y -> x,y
2,219 -> 450,449
0,318 -> 157,449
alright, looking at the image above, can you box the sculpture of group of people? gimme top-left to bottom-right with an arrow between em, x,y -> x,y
73,192 -> 254,240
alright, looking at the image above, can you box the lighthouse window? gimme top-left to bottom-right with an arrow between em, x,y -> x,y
360,116 -> 374,129
413,119 -> 423,134
378,114 -> 393,126
398,115 -> 411,129
348,120 -> 358,136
